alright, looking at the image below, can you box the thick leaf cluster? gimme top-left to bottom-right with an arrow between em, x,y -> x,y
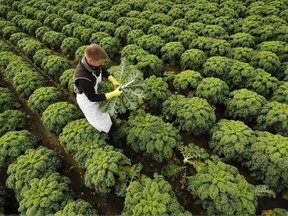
6,146 -> 61,192
159,26 -> 182,43
59,118 -> 108,158
228,47 -> 256,63
5,59 -> 36,80
59,68 -> 74,94
18,172 -> 73,216
12,70 -> 46,99
141,75 -> 172,108
209,119 -> 256,161
84,146 -> 131,195
177,30 -> 198,49
28,86 -> 64,114
271,82 -> 288,104
42,31 -> 65,50
245,131 -> 288,192
123,174 -> 191,216
41,55 -> 71,79
99,36 -> 121,58
160,41 -> 185,65
41,102 -> 82,136
0,110 -> 26,137
33,48 -> 55,66
163,96 -> 216,136
226,89 -> 267,122
256,101 -> 288,137
187,158 -> 258,216
195,77 -> 229,105
173,70 -> 203,95
136,34 -> 165,56
251,51 -> 281,76
0,130 -> 38,169
136,54 -> 164,77
180,48 -> 207,70
17,37 -> 44,58
0,87 -> 15,112
257,41 -> 288,62
229,32 -> 255,48
54,199 -> 98,216
60,37 -> 82,57
248,69 -> 279,98
118,110 -> 182,162
200,24 -> 227,39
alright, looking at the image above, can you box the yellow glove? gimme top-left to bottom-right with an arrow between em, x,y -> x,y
105,87 -> 123,99
108,75 -> 120,87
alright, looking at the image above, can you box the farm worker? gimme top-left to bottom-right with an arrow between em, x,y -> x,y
73,44 -> 122,133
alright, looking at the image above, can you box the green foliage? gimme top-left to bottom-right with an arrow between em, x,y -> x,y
59,118 -> 108,158
228,47 -> 256,63
195,77 -> 229,105
0,109 -> 27,137
50,17 -> 68,32
160,42 -> 185,65
89,31 -> 110,44
18,172 -> 73,215
17,38 -> 45,59
92,21 -> 117,36
209,119 -> 256,161
33,49 -> 55,66
177,30 -> 198,49
54,199 -> 98,216
98,10 -> 120,23
249,69 -> 279,98
6,146 -> 61,192
59,68 -> 74,94
60,37 -> 82,58
180,49 -> 207,70
75,45 -> 87,62
136,34 -> 165,56
84,146 -> 131,195
114,25 -> 132,44
162,96 -> 216,136
168,7 -> 185,19
256,101 -> 288,137
99,36 -> 121,58
117,110 -> 182,162
136,54 -> 164,78
178,143 -> 210,165
0,40 -> 11,52
17,19 -> 42,36
211,16 -> 240,35
13,70 -> 46,98
140,75 -> 172,109
245,131 -> 288,192
42,31 -> 66,50
99,58 -> 145,118
35,26 -> 51,41
159,26 -> 183,43
73,26 -> 94,44
149,13 -> 173,25
28,87 -> 64,115
126,29 -> 145,44
200,24 -> 227,39
61,22 -> 80,37
121,17 -> 152,32
226,89 -> 267,122
4,58 -> 34,80
173,70 -> 203,95
0,130 -> 38,169
41,102 -> 82,136
122,174 -> 191,216
226,60 -> 257,89
250,51 -> 281,77
187,158 -> 268,216
41,55 -> 71,79
120,44 -> 148,64
271,82 -> 288,104
0,87 -> 15,112
172,18 -> 189,30
9,32 -> 28,45
1,26 -> 20,40
257,41 -> 288,62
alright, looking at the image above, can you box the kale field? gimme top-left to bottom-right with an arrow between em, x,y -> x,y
1,0 -> 288,215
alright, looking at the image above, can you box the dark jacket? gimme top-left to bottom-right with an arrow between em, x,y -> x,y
74,61 -> 110,102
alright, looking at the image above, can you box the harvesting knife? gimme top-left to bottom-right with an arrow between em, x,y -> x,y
119,79 -> 135,90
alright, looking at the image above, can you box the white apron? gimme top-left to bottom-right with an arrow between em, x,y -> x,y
76,72 -> 112,133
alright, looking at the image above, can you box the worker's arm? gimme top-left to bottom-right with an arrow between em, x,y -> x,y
76,79 -> 106,102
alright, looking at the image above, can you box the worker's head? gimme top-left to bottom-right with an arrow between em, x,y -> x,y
84,44 -> 108,68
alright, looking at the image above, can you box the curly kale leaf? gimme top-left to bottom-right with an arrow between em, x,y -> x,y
209,119 -> 256,162
6,146 -> 61,192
